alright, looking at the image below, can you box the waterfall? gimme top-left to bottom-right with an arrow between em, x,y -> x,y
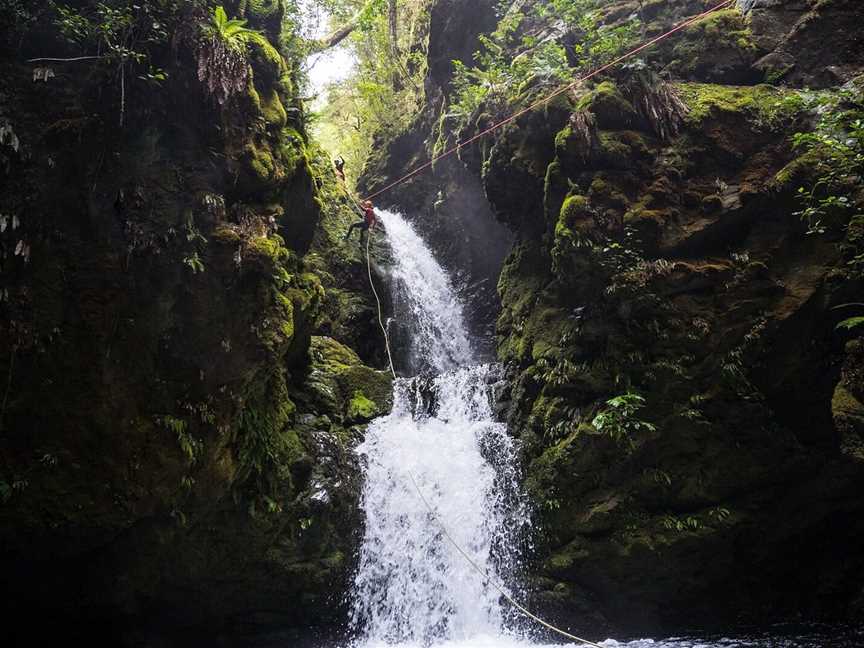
350,210 -> 528,647
341,211 -> 845,648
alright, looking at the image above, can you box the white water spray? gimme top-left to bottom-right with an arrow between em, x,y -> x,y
350,210 -> 527,646
374,210 -> 474,375
342,210 -> 850,648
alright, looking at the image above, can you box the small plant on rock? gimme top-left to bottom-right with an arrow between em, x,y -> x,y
592,392 -> 656,450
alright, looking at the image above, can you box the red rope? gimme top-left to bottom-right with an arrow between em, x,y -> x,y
363,0 -> 735,202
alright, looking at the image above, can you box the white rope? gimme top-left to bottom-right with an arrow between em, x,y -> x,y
408,472 -> 605,648
366,231 -> 398,379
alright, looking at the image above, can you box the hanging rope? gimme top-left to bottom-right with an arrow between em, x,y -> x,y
408,472 -> 605,648
363,0 -> 735,203
366,232 -> 398,379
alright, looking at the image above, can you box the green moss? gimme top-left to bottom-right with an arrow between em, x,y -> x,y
833,385 -> 864,419
248,33 -> 285,83
597,131 -> 633,168
276,128 -> 305,176
305,337 -> 393,422
624,207 -> 669,228
559,194 -> 589,227
247,0 -> 282,21
248,234 -> 289,264
237,367 -> 301,486
275,291 -> 295,340
554,126 -> 572,153
589,176 -> 629,208
244,142 -> 276,183
260,89 -> 287,129
212,226 -> 241,245
243,78 -> 263,116
773,147 -> 832,191
347,391 -> 378,421
577,81 -> 637,128
678,83 -> 799,128
668,8 -> 757,77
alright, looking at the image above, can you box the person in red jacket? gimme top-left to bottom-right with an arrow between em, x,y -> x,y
344,199 -> 377,242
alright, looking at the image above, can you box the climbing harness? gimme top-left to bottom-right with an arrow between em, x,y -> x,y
349,3 -> 740,640
363,0 -> 735,203
408,472 -> 605,648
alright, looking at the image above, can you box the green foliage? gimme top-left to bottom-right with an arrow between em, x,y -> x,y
708,506 -> 731,522
183,252 -> 205,273
662,514 -> 701,532
644,467 -> 672,487
449,0 -> 639,126
720,316 -> 767,399
833,303 -> 864,332
197,5 -> 284,105
236,368 -> 301,493
837,317 -> 864,331
789,91 -> 864,235
210,5 -> 282,64
591,392 -> 655,450
0,480 -> 12,503
311,0 -> 428,183
157,415 -> 202,464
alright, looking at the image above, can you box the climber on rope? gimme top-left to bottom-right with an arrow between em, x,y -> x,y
344,199 -> 377,243
334,155 -> 346,183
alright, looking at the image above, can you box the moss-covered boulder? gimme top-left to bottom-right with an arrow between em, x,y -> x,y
303,336 -> 393,424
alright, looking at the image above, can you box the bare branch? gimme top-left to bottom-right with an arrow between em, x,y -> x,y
26,56 -> 104,63
308,0 -> 377,54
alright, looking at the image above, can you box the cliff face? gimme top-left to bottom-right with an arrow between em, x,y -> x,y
359,0 -> 513,357
0,1 -> 389,643
363,0 -> 864,636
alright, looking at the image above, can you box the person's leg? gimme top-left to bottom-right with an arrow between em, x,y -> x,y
344,221 -> 363,239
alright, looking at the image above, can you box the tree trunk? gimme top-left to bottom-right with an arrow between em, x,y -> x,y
388,0 -> 399,58
389,0 -> 403,90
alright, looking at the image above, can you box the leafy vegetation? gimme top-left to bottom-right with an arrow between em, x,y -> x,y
197,5 -> 284,105
591,393 -> 656,450
310,0 -> 429,184
790,90 -> 864,236
448,0 -> 639,128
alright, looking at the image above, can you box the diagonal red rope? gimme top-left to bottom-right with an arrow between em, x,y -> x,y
363,0 -> 735,202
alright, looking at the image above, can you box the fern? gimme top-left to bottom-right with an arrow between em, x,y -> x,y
837,316 -> 864,331
196,6 -> 284,105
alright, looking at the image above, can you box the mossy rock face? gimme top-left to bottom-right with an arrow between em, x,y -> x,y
260,89 -> 288,129
249,37 -> 285,86
238,0 -> 286,36
304,337 -> 393,423
558,194 -> 590,229
577,81 -> 639,130
468,5 -> 864,629
677,82 -> 800,129
834,341 -> 864,462
664,8 -> 762,84
347,390 -> 379,421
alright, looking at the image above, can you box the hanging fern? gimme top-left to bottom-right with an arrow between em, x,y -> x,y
196,6 -> 284,105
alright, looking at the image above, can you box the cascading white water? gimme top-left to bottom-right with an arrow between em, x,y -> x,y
350,210 -> 528,647
376,210 -> 474,375
341,211 -> 861,648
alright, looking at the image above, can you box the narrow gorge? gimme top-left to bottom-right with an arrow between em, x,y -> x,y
1,1 -> 863,646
